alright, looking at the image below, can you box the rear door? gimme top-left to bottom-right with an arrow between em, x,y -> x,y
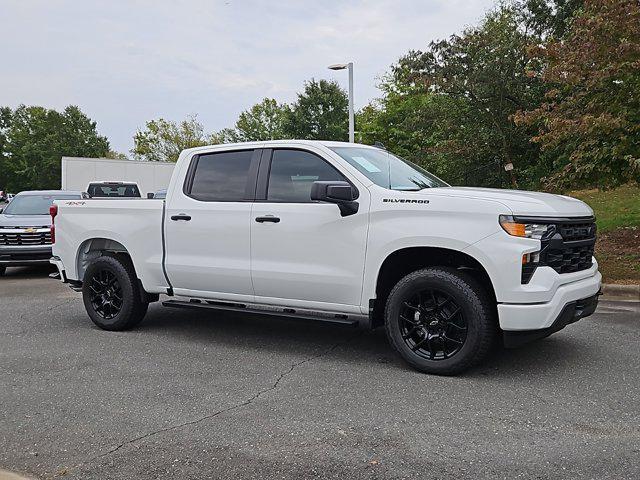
164,148 -> 260,300
250,148 -> 369,311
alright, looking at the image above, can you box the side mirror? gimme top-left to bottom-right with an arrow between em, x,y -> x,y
147,192 -> 155,199
310,181 -> 359,216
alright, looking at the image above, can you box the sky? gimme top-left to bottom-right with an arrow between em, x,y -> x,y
1,0 -> 494,155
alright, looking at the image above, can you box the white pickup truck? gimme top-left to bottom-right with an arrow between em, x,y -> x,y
51,140 -> 601,375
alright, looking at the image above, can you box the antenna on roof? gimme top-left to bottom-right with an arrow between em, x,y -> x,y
373,141 -> 386,150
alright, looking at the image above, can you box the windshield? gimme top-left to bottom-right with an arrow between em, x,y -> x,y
3,194 -> 79,215
330,147 -> 448,191
88,184 -> 141,198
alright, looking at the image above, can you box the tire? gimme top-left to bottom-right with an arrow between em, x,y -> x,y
0,266 -> 5,276
384,267 -> 496,376
82,254 -> 148,331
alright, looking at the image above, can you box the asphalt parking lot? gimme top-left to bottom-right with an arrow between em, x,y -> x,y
1,266 -> 639,480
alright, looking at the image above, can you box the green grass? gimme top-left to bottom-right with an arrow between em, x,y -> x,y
569,183 -> 639,284
569,183 -> 640,232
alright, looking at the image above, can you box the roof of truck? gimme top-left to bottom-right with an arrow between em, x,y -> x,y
87,181 -> 138,185
181,140 -> 378,156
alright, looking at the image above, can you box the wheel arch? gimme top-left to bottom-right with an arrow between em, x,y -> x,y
76,237 -> 159,303
76,237 -> 132,283
370,246 -> 497,328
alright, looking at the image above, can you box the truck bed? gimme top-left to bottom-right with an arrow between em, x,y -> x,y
52,198 -> 169,293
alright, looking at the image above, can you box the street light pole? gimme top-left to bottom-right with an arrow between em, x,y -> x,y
328,62 -> 355,143
347,62 -> 354,143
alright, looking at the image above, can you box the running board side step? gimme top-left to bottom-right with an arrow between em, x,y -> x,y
162,299 -> 361,327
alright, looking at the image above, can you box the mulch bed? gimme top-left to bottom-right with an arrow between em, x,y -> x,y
595,227 -> 640,284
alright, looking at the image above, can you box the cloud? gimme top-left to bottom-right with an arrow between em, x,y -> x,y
1,0 -> 494,153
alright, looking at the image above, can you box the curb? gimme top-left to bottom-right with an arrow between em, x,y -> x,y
601,284 -> 640,301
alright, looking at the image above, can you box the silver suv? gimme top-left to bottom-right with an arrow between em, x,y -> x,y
0,190 -> 87,276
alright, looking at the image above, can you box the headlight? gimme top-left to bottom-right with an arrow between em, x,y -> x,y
499,215 -> 551,240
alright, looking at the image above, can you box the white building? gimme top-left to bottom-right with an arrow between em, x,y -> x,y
61,157 -> 175,195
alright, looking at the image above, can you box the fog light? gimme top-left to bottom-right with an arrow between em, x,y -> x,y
521,252 -> 539,284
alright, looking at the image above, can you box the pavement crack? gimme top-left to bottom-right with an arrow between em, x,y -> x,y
67,330 -> 362,473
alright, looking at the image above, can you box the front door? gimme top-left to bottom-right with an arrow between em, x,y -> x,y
250,148 -> 369,311
164,148 -> 259,300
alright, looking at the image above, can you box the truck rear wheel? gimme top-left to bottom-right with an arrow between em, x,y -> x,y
384,267 -> 496,375
82,254 -> 148,331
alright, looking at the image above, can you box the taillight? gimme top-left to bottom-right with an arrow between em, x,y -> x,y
50,204 -> 58,244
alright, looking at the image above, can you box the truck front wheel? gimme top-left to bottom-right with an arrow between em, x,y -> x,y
384,267 -> 496,375
82,254 -> 148,331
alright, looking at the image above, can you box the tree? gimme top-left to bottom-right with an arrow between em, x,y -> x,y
104,150 -> 129,160
358,91 -> 508,187
209,128 -> 240,145
0,106 -> 12,191
283,79 -> 348,141
519,0 -> 584,38
359,1 -> 587,189
232,98 -> 289,141
132,115 -> 218,162
1,105 -> 110,191
515,0 -> 640,189
391,5 -> 551,187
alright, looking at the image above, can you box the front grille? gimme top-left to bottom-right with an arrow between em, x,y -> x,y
545,242 -> 595,273
541,218 -> 596,275
0,227 -> 51,246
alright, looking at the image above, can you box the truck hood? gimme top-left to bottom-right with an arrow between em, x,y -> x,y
433,187 -> 593,217
0,214 -> 51,228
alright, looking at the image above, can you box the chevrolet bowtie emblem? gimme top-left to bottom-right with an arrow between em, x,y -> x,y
24,228 -> 36,233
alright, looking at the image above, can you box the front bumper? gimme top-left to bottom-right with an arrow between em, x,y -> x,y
498,267 -> 601,331
0,246 -> 52,266
503,292 -> 600,347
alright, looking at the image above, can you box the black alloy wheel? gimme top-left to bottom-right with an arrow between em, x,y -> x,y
384,267 -> 496,375
88,269 -> 123,320
82,253 -> 148,331
399,288 -> 467,360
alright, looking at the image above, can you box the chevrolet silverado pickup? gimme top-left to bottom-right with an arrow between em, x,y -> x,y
0,190 -> 87,275
50,141 -> 601,375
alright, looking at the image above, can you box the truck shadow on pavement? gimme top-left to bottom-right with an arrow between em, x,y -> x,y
1,265 -> 56,279
128,302 -> 598,378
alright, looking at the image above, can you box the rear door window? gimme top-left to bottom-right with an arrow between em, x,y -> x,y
187,150 -> 255,201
